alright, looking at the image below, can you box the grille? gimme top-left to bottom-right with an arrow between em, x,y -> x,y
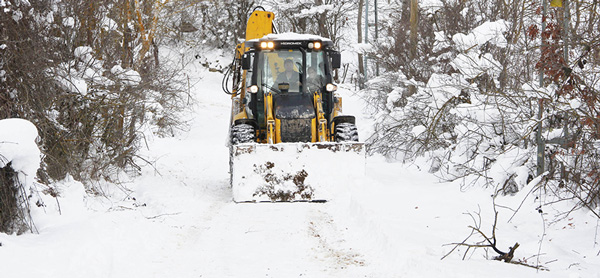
280,118 -> 312,143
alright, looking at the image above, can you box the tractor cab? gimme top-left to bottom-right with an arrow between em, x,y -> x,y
240,34 -> 341,142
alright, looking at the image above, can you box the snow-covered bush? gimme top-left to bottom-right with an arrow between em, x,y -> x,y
364,0 -> 600,216
1,0 -> 188,187
0,119 -> 41,234
364,2 -> 536,188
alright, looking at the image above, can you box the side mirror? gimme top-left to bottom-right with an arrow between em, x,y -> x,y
242,53 -> 252,70
331,52 -> 341,69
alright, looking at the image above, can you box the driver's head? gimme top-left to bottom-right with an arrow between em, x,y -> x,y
284,59 -> 294,72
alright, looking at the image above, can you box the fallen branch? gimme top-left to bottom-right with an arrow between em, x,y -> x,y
442,203 -> 547,270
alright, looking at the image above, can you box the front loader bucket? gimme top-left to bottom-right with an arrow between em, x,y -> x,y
230,142 -> 365,202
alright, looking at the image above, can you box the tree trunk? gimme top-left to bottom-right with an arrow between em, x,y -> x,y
315,0 -> 330,39
408,0 -> 418,95
409,0 -> 418,60
358,0 -> 365,87
121,0 -> 133,68
84,1 -> 97,46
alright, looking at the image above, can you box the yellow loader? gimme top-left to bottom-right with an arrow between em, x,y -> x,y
223,7 -> 364,202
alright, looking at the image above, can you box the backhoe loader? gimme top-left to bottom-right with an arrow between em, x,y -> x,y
223,7 -> 364,202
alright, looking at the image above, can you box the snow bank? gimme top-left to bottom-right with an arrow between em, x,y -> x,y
0,118 -> 41,184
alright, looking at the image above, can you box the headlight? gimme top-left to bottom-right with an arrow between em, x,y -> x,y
260,41 -> 275,49
248,85 -> 259,93
314,41 -> 322,49
326,83 -> 337,92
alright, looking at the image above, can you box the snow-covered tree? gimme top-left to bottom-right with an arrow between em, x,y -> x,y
363,0 -> 600,214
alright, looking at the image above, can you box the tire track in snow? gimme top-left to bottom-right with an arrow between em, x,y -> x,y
155,197 -> 372,277
307,209 -> 366,271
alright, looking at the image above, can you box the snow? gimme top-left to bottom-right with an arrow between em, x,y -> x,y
0,48 -> 599,278
63,17 -> 75,27
522,82 -> 556,99
451,51 -> 502,79
426,73 -> 469,108
74,46 -> 92,60
449,20 -> 507,80
55,74 -> 88,95
352,42 -> 373,54
100,17 -> 118,31
452,20 -> 509,52
297,4 -> 334,18
11,9 -> 22,22
253,32 -> 333,43
433,31 -> 450,52
110,65 -> 142,86
0,118 -> 40,186
569,98 -> 582,109
231,143 -> 365,202
412,125 -> 427,136
421,0 -> 444,13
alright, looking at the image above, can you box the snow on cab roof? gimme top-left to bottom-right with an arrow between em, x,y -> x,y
248,32 -> 332,42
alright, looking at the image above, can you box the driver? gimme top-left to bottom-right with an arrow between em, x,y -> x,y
276,59 -> 300,90
306,66 -> 323,91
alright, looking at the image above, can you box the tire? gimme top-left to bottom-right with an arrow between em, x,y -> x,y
231,123 -> 256,145
334,122 -> 359,142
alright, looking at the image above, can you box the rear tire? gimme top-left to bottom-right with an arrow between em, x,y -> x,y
231,123 -> 256,145
334,122 -> 359,142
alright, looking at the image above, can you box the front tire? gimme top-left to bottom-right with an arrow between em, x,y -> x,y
334,122 -> 359,142
231,123 -> 256,145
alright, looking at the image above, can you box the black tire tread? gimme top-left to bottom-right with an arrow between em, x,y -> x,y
334,122 -> 359,142
231,123 -> 255,145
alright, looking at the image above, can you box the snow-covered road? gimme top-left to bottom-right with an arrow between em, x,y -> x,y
123,64 -> 379,277
1,53 -> 599,278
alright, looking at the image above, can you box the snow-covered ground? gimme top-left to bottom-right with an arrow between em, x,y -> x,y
1,49 -> 599,278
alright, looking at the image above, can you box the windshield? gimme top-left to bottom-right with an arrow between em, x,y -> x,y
257,49 -> 326,94
305,51 -> 326,93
